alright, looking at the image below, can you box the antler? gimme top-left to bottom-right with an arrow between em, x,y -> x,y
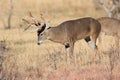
22,12 -> 41,31
22,18 -> 37,31
22,18 -> 30,24
22,11 -> 48,32
40,13 -> 46,23
28,11 -> 34,18
28,11 -> 39,25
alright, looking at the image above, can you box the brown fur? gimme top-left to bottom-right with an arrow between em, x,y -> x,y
98,17 -> 120,37
38,17 -> 101,65
39,17 -> 101,45
98,17 -> 120,50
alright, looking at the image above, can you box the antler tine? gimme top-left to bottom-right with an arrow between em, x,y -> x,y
28,11 -> 36,21
40,13 -> 46,23
23,22 -> 41,32
22,18 -> 31,31
22,18 -> 30,24
28,11 -> 41,25
24,24 -> 32,31
23,22 -> 39,31
28,11 -> 34,18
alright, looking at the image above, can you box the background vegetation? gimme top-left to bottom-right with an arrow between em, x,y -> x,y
0,0 -> 120,80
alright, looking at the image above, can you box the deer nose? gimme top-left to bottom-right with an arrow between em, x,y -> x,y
37,41 -> 43,45
37,43 -> 41,45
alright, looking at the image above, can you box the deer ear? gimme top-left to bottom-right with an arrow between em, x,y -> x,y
45,22 -> 50,29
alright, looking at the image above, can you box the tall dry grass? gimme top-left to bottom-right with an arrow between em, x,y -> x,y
0,0 -> 120,80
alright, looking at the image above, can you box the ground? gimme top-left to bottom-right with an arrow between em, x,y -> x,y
0,0 -> 120,80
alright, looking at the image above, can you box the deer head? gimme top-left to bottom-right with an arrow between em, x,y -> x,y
22,12 -> 51,45
37,22 -> 51,45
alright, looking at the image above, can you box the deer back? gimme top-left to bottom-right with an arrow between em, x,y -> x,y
46,17 -> 101,44
98,17 -> 120,35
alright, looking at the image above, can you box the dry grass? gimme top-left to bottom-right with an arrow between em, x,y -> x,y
0,0 -> 120,80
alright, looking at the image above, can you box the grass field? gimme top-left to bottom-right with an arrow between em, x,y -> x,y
0,0 -> 120,80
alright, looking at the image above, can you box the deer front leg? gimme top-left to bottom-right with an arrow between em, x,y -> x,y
65,44 -> 71,65
65,42 -> 76,66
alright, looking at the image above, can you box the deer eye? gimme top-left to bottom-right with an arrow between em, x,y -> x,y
40,33 -> 43,36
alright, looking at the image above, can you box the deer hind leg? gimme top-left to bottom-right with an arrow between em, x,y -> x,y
85,36 -> 97,49
84,36 -> 91,42
91,33 -> 103,64
85,35 -> 99,49
91,34 -> 98,49
84,36 -> 101,63
84,36 -> 96,49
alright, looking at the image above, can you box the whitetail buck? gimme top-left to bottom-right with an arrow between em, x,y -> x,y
23,13 -> 101,65
98,17 -> 120,50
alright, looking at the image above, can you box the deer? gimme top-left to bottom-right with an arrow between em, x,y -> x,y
97,17 -> 120,50
22,13 -> 101,66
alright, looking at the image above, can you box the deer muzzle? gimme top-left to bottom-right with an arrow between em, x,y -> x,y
37,41 -> 43,45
